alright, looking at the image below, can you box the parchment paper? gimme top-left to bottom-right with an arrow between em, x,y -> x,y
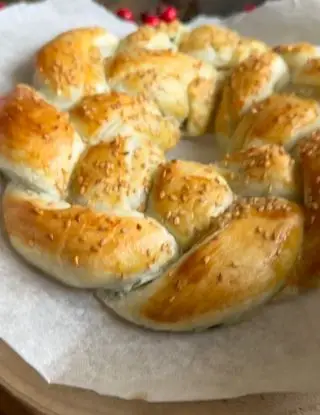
1,0 -> 320,403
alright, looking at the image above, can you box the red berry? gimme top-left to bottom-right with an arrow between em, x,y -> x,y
116,8 -> 134,21
141,13 -> 161,26
159,6 -> 178,22
243,3 -> 257,12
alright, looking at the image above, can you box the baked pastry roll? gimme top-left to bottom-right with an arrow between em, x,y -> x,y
274,43 -> 320,100
3,184 -> 179,290
273,43 -> 320,69
294,131 -> 320,290
179,24 -> 268,70
214,52 -> 289,153
105,48 -> 217,136
69,91 -> 180,150
0,84 -> 84,198
100,197 -> 304,331
118,21 -> 187,52
217,145 -> 302,201
148,160 -> 233,248
69,135 -> 164,212
34,27 -> 118,109
231,94 -> 320,152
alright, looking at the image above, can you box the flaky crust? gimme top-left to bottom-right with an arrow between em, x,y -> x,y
34,27 -> 118,108
214,52 -> 289,151
69,91 -> 180,150
273,43 -> 320,69
102,197 -> 304,331
0,84 -> 83,197
179,24 -> 268,69
69,135 -> 164,212
3,185 -> 179,290
105,48 -> 217,135
231,94 -> 320,152
292,131 -> 320,290
218,145 -> 302,201
148,160 -> 233,248
118,21 -> 187,52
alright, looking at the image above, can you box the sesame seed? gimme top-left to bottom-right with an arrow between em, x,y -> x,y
137,223 -> 142,230
48,233 -> 54,241
80,186 -> 86,195
173,216 -> 180,225
28,239 -> 35,247
203,255 -> 210,264
99,238 -> 107,247
159,190 -> 166,199
74,256 -> 79,266
32,207 -> 43,216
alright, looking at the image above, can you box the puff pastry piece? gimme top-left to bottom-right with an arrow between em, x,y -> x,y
293,131 -> 320,290
0,84 -> 84,198
118,21 -> 187,52
217,145 -> 302,201
214,52 -> 289,152
34,27 -> 118,109
105,49 -> 217,136
231,94 -> 320,152
179,24 -> 268,69
69,135 -> 164,212
273,43 -> 320,69
69,91 -> 180,150
3,184 -> 179,290
100,197 -> 304,331
274,43 -> 320,100
148,160 -> 233,249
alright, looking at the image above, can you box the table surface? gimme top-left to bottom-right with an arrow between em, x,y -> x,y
0,0 -> 269,414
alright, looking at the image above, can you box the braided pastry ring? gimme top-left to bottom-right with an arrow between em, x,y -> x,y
2,27 -> 319,331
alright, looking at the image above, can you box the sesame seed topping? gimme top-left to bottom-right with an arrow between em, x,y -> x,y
137,223 -> 142,230
203,255 -> 210,264
28,239 -> 35,247
48,233 -> 54,241
74,256 -> 79,266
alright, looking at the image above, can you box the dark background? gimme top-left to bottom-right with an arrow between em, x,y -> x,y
1,0 -> 268,414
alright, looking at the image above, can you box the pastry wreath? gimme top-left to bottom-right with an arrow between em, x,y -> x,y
1,24 -> 319,331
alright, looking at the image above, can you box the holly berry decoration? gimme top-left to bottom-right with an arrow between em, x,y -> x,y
159,6 -> 178,23
243,3 -> 257,12
141,12 -> 161,27
116,7 -> 134,21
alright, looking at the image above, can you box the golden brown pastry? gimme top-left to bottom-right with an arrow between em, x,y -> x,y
118,21 -> 187,52
100,197 -> 304,331
217,145 -> 302,201
69,91 -> 180,150
231,94 -> 320,152
293,131 -> 320,290
274,43 -> 320,100
179,24 -> 268,69
273,43 -> 320,69
69,135 -> 164,212
3,184 -> 179,290
105,48 -> 217,136
214,52 -> 289,152
34,27 -> 119,109
148,160 -> 233,248
0,84 -> 84,198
